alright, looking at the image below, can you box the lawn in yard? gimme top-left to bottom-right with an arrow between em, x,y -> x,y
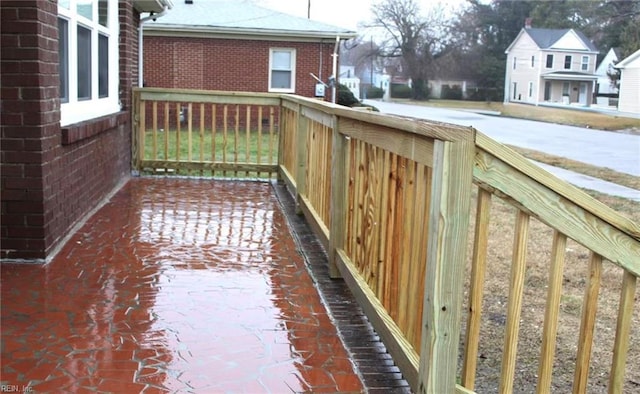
141,129 -> 278,177
394,99 -> 640,131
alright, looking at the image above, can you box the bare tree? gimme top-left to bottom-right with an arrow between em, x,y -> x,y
368,0 -> 452,100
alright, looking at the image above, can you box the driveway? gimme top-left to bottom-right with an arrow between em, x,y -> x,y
364,100 -> 640,178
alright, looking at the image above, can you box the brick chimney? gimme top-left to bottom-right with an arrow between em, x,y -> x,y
525,17 -> 532,29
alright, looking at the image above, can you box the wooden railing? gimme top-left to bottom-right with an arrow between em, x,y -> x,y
132,88 -> 639,393
132,88 -> 280,178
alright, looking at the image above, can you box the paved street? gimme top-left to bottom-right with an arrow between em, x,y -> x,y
365,100 -> 640,177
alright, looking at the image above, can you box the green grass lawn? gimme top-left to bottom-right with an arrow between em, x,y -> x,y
141,129 -> 279,178
143,129 -> 278,164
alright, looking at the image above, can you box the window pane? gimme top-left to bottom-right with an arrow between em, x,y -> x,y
272,51 -> 291,70
546,54 -> 553,68
77,0 -> 93,20
271,70 -> 291,89
98,34 -> 108,98
58,18 -> 69,103
98,0 -> 108,27
564,56 -> 571,69
77,25 -> 92,100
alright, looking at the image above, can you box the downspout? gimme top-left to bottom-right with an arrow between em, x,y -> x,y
139,6 -> 170,87
331,35 -> 340,103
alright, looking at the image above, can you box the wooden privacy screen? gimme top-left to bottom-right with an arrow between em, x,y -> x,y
133,88 -> 280,178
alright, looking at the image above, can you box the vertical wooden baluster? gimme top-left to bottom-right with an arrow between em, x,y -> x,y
199,103 -> 204,175
246,105 -> 251,177
499,210 -> 530,394
608,271 -> 637,393
269,107 -> 275,173
234,104 -> 239,177
537,230 -> 567,394
223,105 -> 228,177
257,106 -> 263,177
163,102 -> 169,162
461,188 -> 492,390
175,103 -> 181,173
187,103 -> 193,170
152,101 -> 158,162
573,252 -> 602,394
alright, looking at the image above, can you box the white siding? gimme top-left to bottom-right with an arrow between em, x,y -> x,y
618,68 -> 640,114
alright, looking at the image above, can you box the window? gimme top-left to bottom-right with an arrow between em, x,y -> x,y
58,0 -> 119,126
546,54 -> 553,68
531,56 -> 535,68
562,82 -> 570,96
581,56 -> 589,71
512,57 -> 517,70
269,48 -> 296,93
564,55 -> 572,70
512,82 -> 517,100
528,82 -> 533,97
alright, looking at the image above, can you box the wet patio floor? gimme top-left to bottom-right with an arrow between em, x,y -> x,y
1,178 -> 410,393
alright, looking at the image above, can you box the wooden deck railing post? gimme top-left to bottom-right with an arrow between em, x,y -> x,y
131,89 -> 141,173
295,104 -> 308,214
418,138 -> 474,393
329,115 -> 346,278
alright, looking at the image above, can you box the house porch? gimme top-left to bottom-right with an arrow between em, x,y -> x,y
0,177 -> 409,392
540,74 -> 597,106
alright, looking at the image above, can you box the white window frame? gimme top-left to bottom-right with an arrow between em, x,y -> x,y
58,0 -> 120,126
268,48 -> 296,93
581,55 -> 589,71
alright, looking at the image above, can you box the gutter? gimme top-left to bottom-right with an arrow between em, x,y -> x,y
139,4 -> 172,87
331,35 -> 340,103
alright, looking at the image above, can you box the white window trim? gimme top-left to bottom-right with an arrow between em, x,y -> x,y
268,48 -> 296,93
58,0 -> 120,126
581,55 -> 589,71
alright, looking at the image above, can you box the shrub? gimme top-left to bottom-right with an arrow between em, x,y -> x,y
337,83 -> 360,107
366,86 -> 384,99
441,84 -> 463,100
391,83 -> 412,98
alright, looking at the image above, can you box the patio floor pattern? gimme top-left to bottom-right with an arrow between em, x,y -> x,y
0,178 -> 384,393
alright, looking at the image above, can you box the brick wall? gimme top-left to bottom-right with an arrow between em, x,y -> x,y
1,1 -> 140,261
144,36 -> 336,98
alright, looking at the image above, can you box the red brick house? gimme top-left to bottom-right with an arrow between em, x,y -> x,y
142,0 -> 356,99
1,0 -> 172,262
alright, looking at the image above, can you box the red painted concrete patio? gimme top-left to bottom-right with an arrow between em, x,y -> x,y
1,178 -> 409,393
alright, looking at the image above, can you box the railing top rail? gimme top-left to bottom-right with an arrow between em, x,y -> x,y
134,87 -> 281,105
280,94 -> 475,143
476,132 -> 640,243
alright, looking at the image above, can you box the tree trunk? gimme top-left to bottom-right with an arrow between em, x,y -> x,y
412,78 -> 428,101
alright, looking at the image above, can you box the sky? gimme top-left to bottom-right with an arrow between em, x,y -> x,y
257,0 -> 467,32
